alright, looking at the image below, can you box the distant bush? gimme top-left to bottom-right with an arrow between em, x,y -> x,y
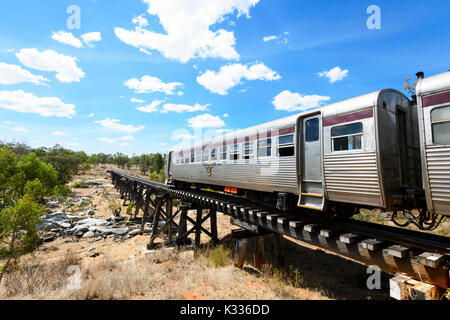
70,179 -> 91,189
207,245 -> 232,268
149,169 -> 165,183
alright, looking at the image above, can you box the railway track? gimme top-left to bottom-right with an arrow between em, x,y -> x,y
109,169 -> 450,293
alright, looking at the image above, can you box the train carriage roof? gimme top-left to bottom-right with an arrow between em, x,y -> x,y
416,71 -> 450,96
170,89 -> 408,153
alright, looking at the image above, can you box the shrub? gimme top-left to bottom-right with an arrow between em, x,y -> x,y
0,194 -> 46,284
70,179 -> 91,189
207,245 -> 232,268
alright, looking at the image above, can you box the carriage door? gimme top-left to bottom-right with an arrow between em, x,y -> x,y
298,115 -> 324,211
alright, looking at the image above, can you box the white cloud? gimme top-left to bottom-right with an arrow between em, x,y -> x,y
124,75 -> 183,95
174,133 -> 196,140
114,0 -> 259,63
197,62 -> 281,95
87,113 -> 95,117
81,32 -> 102,46
318,66 -> 349,83
133,14 -> 149,28
136,100 -> 164,113
161,103 -> 209,113
99,135 -> 135,143
263,35 -> 277,42
0,62 -> 49,86
11,127 -> 29,133
131,98 -> 145,103
263,32 -> 289,44
0,90 -> 76,118
51,31 -> 83,48
139,48 -> 152,55
16,48 -> 85,83
3,121 -> 12,125
188,114 -> 225,128
272,90 -> 330,112
52,131 -> 69,136
223,113 -> 229,118
95,118 -> 145,133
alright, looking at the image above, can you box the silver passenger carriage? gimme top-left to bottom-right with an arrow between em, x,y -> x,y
166,88 -> 423,217
416,71 -> 450,216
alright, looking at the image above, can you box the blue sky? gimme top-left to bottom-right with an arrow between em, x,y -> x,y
0,0 -> 449,155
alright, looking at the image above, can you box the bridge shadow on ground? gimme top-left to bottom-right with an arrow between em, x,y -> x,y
226,234 -> 392,300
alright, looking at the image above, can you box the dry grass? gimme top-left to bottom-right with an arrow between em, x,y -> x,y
1,251 -> 80,298
0,245 -> 328,300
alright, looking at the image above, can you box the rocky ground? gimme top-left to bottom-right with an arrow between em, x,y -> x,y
0,165 -> 402,300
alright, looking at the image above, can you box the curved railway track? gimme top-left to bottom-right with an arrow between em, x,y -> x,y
109,169 -> 450,291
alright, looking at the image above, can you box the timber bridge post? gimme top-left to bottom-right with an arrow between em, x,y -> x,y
111,170 -> 220,249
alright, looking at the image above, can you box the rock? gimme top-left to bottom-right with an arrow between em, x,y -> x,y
89,252 -> 100,258
74,218 -> 107,227
128,229 -> 141,237
93,237 -> 102,242
43,235 -> 55,243
82,231 -> 95,239
111,227 -> 129,236
46,201 -> 59,208
123,235 -> 131,241
70,225 -> 90,234
113,215 -> 126,222
86,209 -> 96,216
88,247 -> 95,252
75,231 -> 84,237
37,222 -> 58,232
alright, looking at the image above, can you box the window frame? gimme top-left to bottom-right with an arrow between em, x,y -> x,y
305,118 -> 320,142
277,133 -> 295,157
202,149 -> 210,162
257,138 -> 272,158
431,105 -> 450,145
331,122 -> 364,152
230,143 -> 240,161
211,148 -> 217,161
221,146 -> 227,160
243,141 -> 254,160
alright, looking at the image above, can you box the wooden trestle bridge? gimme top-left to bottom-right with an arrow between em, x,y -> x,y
109,169 -> 449,299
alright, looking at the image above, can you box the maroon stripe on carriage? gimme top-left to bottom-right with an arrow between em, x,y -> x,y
422,90 -> 450,107
323,108 -> 373,127
182,126 -> 295,153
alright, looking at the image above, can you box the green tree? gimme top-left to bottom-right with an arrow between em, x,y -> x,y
0,194 -> 45,284
34,145 -> 84,184
14,153 -> 58,197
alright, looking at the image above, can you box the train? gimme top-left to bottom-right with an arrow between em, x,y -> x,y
164,70 -> 450,230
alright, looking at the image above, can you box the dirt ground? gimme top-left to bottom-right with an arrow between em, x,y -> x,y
0,165 -> 397,300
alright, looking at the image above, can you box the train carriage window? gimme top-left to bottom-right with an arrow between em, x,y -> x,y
306,118 -> 319,142
243,141 -> 254,160
230,144 -> 239,161
202,149 -> 210,162
431,106 -> 450,145
257,138 -> 272,157
195,150 -> 201,163
278,134 -> 295,157
211,148 -> 217,160
221,146 -> 227,160
190,151 -> 195,163
331,122 -> 363,151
